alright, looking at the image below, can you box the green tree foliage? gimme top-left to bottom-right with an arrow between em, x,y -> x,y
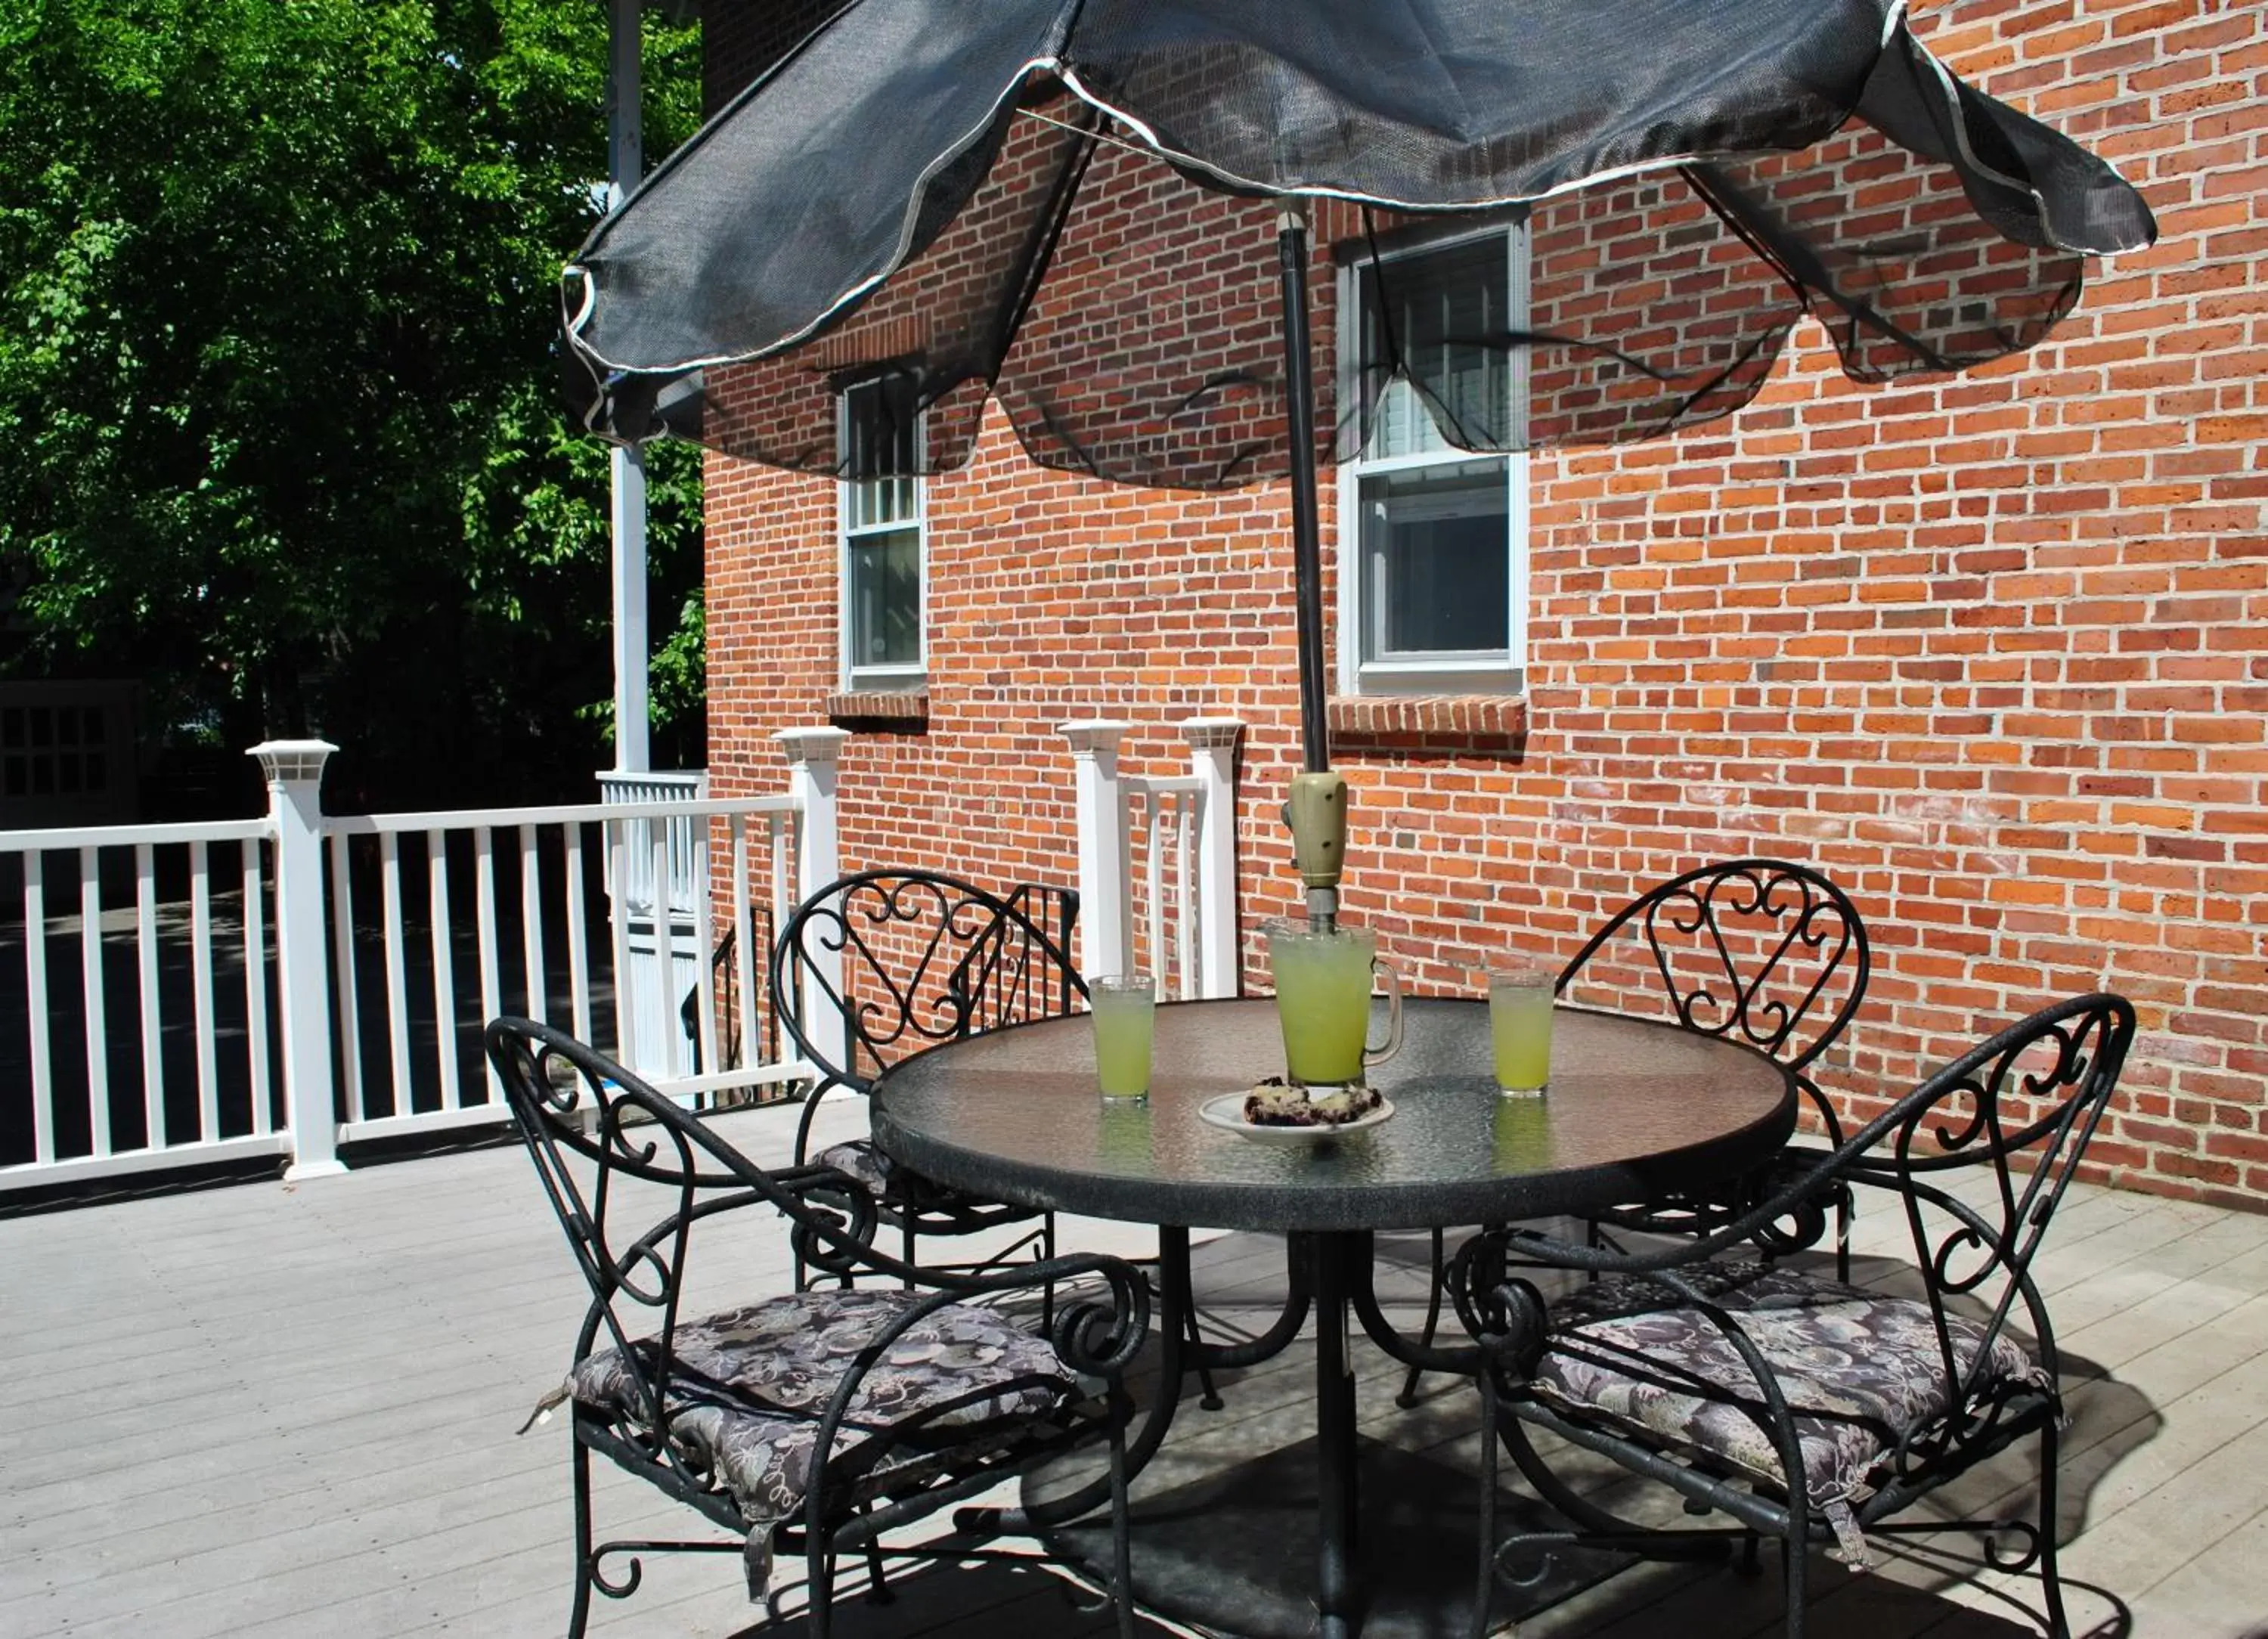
0,0 -> 705,808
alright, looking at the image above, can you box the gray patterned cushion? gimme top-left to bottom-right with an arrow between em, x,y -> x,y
1532,1261 -> 2050,1513
815,1138 -> 971,1212
572,1288 -> 1077,1529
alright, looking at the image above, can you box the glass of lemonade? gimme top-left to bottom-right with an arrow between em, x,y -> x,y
1489,962 -> 1556,1095
1089,973 -> 1157,1099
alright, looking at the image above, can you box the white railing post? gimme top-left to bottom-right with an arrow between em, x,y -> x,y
1181,717 -> 1245,999
252,739 -> 345,1180
1060,720 -> 1133,979
778,727 -> 848,1070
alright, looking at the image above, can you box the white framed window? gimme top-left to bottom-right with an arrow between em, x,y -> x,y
1337,225 -> 1530,696
838,376 -> 925,692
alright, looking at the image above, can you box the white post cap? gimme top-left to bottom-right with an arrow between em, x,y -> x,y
247,740 -> 339,785
776,726 -> 851,766
1058,719 -> 1133,754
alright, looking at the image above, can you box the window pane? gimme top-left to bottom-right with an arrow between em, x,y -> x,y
844,376 -> 921,528
1359,234 -> 1512,456
1360,460 -> 1509,660
847,528 -> 921,671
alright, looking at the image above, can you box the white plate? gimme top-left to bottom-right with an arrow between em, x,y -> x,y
1198,1092 -> 1396,1145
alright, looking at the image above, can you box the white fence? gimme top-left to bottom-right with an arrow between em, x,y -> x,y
0,733 -> 842,1194
1061,717 -> 1243,1000
0,817 -> 283,1189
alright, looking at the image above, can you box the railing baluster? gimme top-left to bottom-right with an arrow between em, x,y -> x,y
1145,793 -> 1166,989
609,820 -> 634,1064
189,841 -> 218,1142
652,823 -> 679,1079
521,823 -> 546,1026
694,816 -> 720,1077
1176,792 -> 1196,1003
474,826 -> 503,1103
731,815 -> 753,1073
243,840 -> 272,1136
329,834 -> 364,1124
773,810 -> 793,931
770,813 -> 794,1064
25,851 -> 52,1163
135,843 -> 162,1152
79,846 -> 109,1156
565,823 -> 593,1043
380,832 -> 412,1118
429,829 -> 460,1111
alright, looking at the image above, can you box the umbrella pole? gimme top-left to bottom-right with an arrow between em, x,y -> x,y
1276,208 -> 1331,776
1275,206 -> 1346,930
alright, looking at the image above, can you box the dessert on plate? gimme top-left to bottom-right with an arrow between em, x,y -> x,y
1242,1076 -> 1383,1127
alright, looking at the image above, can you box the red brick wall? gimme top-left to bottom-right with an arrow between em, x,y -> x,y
702,0 -> 2268,1210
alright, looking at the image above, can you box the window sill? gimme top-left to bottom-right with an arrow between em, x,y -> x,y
1327,694 -> 1527,755
826,689 -> 929,731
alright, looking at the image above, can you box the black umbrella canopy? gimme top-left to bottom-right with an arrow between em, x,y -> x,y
564,0 -> 2155,488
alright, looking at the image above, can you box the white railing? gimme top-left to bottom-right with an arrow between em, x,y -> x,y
1062,717 -> 1243,1000
1126,774 -> 1204,999
595,767 -> 706,919
0,730 -> 844,1194
323,795 -> 805,1148
0,816 -> 287,1188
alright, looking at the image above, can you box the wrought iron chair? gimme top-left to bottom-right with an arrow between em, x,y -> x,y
489,1015 -> 1146,1639
1448,992 -> 2137,1639
1399,859 -> 1870,1404
1559,857 -> 1870,1266
770,870 -> 1083,1296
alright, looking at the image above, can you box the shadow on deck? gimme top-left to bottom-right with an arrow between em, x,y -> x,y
2,1095 -> 2264,1638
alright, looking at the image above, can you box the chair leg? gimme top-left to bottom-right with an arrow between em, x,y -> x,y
1107,1383 -> 1137,1639
807,1541 -> 837,1639
568,1439 -> 596,1639
1470,1368 -> 1499,1639
2039,1419 -> 2071,1639
1397,1227 -> 1447,1408
1780,1531 -> 1807,1639
1833,1182 -> 1852,1284
863,1517 -> 893,1606
1042,1213 -> 1057,1335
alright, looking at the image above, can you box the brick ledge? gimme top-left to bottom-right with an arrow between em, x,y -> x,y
1327,694 -> 1527,751
826,689 -> 929,730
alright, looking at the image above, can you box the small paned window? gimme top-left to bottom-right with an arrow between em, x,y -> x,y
1340,228 -> 1529,696
838,376 -> 925,691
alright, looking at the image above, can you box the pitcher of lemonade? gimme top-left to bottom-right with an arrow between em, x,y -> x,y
1263,919 -> 1403,1089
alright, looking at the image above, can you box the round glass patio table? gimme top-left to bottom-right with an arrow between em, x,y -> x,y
870,996 -> 1797,1639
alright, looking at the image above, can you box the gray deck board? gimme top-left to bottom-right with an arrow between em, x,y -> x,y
5,1097 -> 2266,1639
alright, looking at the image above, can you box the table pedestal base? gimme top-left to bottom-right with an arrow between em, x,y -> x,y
1038,1434 -> 1628,1637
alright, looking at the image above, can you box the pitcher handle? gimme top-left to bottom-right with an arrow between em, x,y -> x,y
1365,958 -> 1404,1068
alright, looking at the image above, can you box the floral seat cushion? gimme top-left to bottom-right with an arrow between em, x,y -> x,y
1530,1260 -> 2051,1517
572,1288 -> 1077,1536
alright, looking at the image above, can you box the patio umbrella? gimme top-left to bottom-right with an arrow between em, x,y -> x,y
560,0 -> 2154,919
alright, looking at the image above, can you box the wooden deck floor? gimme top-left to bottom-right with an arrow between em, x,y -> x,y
5,1096 -> 2266,1639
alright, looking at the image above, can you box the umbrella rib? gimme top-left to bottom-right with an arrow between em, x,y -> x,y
1681,162 -> 1958,374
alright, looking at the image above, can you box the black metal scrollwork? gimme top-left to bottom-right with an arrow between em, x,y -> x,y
774,870 -> 1084,1093
1049,1259 -> 1153,1378
1631,862 -> 1860,1067
1447,1232 -> 1549,1378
